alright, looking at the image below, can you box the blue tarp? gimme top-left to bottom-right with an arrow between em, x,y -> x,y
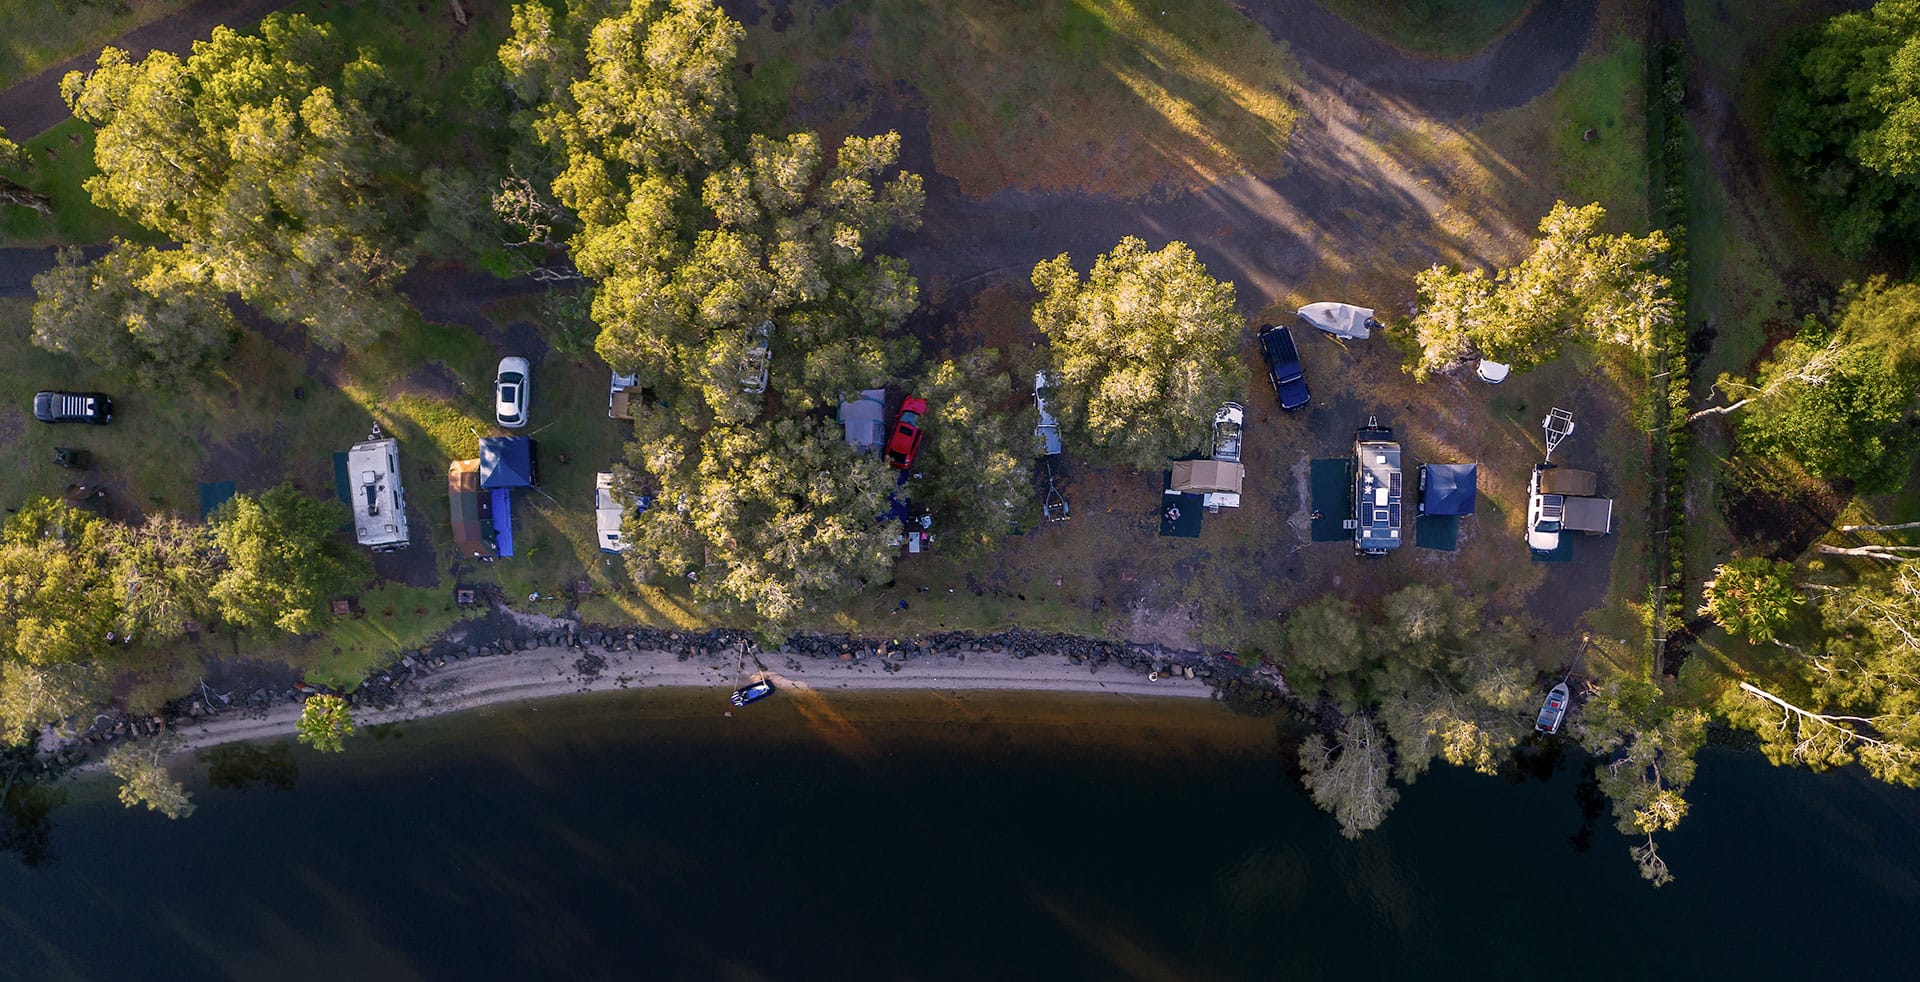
491,487 -> 515,557
480,437 -> 535,488
1421,463 -> 1478,516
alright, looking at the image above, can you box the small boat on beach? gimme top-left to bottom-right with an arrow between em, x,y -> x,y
731,679 -> 775,707
1535,682 -> 1570,734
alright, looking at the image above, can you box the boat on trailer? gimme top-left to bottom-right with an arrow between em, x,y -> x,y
1535,682 -> 1570,734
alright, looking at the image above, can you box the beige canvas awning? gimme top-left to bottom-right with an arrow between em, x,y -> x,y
1172,459 -> 1244,494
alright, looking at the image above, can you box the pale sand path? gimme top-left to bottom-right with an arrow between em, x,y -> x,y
163,645 -> 1213,756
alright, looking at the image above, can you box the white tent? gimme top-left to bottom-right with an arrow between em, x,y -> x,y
1297,301 -> 1377,340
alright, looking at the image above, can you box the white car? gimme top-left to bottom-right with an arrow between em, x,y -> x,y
495,357 -> 530,428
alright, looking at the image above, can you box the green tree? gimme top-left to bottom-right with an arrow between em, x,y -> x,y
210,485 -> 371,635
583,129 -> 923,419
105,737 -> 195,819
1299,713 -> 1399,839
296,694 -> 355,753
1735,332 -> 1919,492
0,663 -> 105,747
619,417 -> 901,629
1723,558 -> 1920,788
30,244 -> 237,387
1031,237 -> 1243,470
63,14 -> 413,347
0,125 -> 51,215
515,0 -> 935,628
1282,596 -> 1372,710
913,349 -> 1040,555
1701,557 -> 1804,644
1774,0 -> 1920,255
0,499 -> 121,666
1574,677 -> 1704,888
109,516 -> 221,643
1409,201 -> 1673,378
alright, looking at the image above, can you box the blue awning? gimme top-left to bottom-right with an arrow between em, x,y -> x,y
1421,463 -> 1478,516
491,487 -> 515,557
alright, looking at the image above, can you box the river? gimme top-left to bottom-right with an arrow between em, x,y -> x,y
0,689 -> 1915,980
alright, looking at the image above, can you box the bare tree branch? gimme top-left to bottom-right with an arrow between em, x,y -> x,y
1686,337 -> 1845,422
1840,521 -> 1920,533
1817,544 -> 1920,560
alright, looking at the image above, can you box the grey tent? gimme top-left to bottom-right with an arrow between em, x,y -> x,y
1297,301 -> 1378,340
1420,463 -> 1478,516
479,436 -> 536,489
838,389 -> 887,450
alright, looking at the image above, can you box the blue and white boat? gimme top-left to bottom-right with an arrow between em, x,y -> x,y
731,679 -> 775,707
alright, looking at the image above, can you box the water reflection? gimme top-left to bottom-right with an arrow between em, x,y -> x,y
0,692 -> 1913,979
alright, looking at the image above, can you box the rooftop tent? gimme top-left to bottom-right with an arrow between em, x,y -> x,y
479,436 -> 536,489
1167,459 -> 1244,495
491,486 -> 515,558
1421,463 -> 1478,516
448,459 -> 496,558
838,389 -> 887,450
1297,301 -> 1377,340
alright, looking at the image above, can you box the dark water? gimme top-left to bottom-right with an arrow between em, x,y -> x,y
2,690 -> 1918,981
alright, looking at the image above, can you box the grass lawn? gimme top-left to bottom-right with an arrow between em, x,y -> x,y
1315,0 -> 1533,59
0,0 -> 193,90
747,0 -> 1302,196
0,119 -> 148,245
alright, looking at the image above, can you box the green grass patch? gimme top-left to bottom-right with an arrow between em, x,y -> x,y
1546,34 -> 1648,228
0,120 -> 146,245
299,584 -> 478,688
749,0 -> 1302,196
1315,0 -> 1531,59
0,0 -> 194,90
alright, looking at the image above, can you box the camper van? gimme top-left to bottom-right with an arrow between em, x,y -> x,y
347,428 -> 409,552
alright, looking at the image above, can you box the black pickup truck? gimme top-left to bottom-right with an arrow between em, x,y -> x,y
33,391 -> 113,425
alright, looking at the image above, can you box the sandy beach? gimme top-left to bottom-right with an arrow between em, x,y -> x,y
164,644 -> 1216,756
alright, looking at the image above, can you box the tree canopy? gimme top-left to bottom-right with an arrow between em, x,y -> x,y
63,13 -> 413,347
1724,559 -> 1920,789
618,417 -> 901,628
1775,0 -> 1920,256
1409,201 -> 1673,378
106,738 -> 195,819
1573,676 -> 1705,887
1281,584 -> 1537,834
0,499 -> 119,667
31,245 -> 237,387
0,125 -> 51,216
1031,237 -> 1244,470
911,349 -> 1041,555
1734,318 -> 1919,494
1701,557 -> 1803,645
508,0 -> 949,624
297,695 -> 356,753
584,129 -> 923,419
210,486 -> 372,635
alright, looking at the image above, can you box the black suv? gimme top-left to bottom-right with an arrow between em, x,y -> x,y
33,391 -> 113,425
1257,325 -> 1311,410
